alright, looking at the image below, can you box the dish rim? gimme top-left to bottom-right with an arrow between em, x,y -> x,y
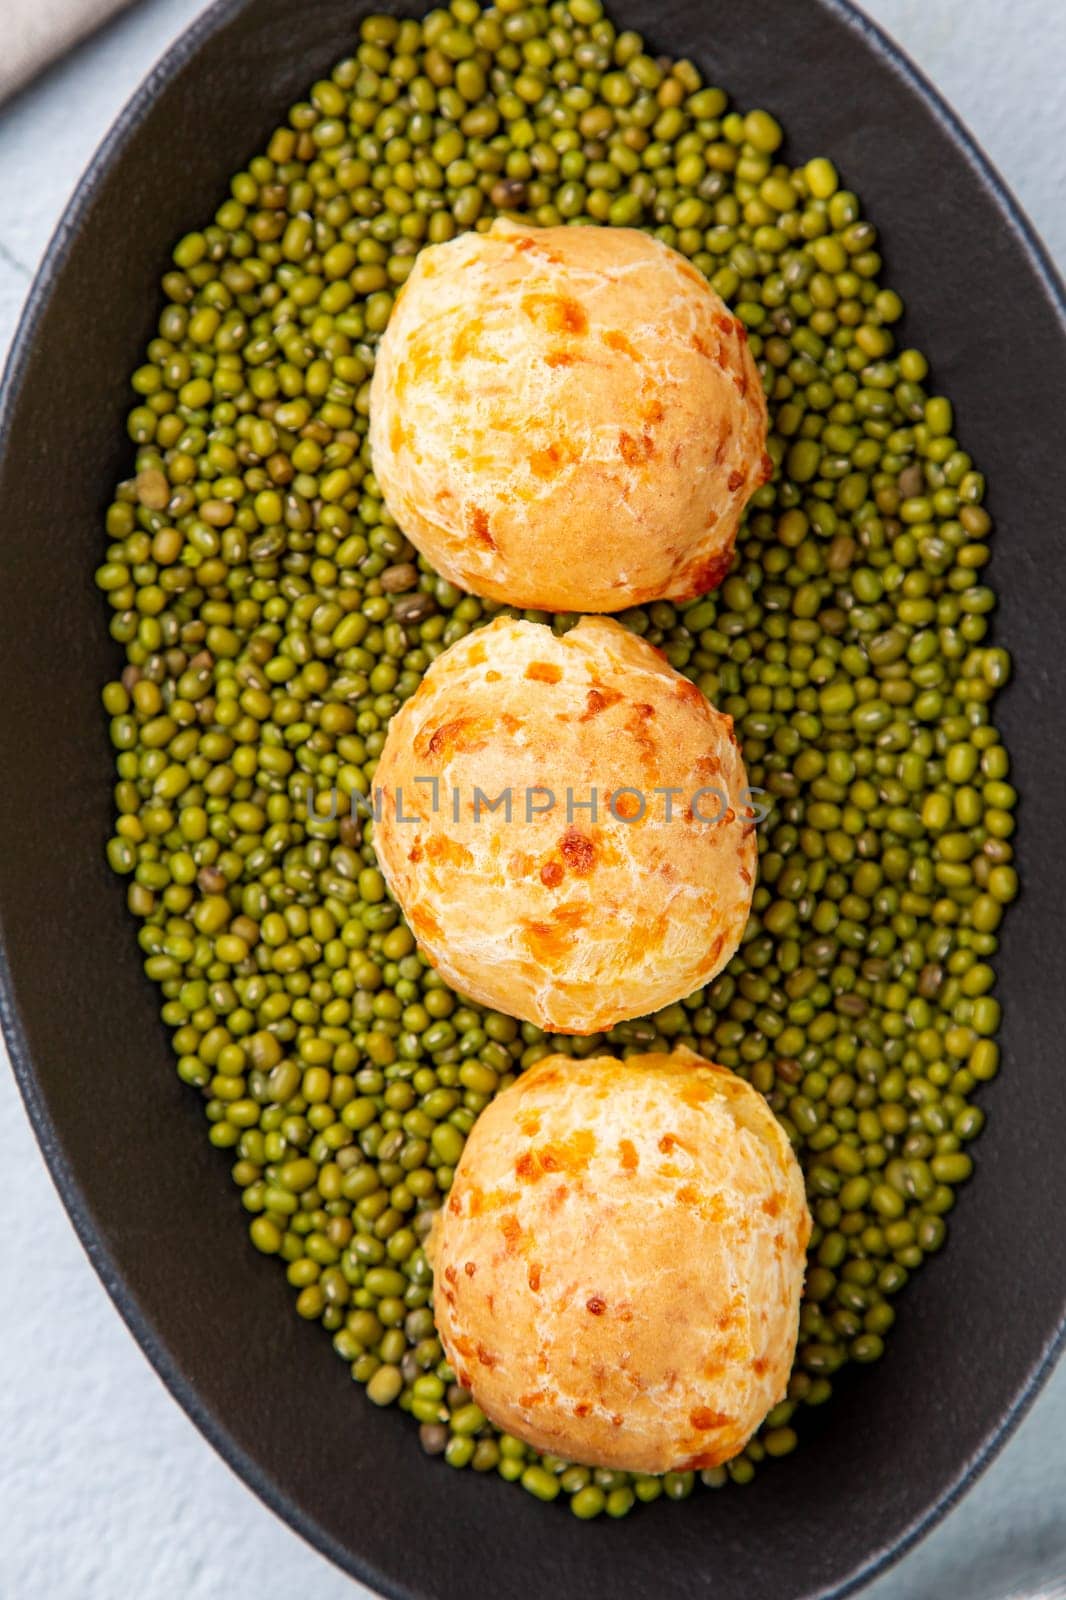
1,1 -> 1064,1596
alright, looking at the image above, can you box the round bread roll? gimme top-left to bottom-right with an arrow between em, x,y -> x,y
372,615 -> 757,1034
429,1048 -> 811,1473
368,219 -> 770,611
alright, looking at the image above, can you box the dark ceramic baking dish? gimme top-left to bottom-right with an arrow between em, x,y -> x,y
1,1 -> 1065,1596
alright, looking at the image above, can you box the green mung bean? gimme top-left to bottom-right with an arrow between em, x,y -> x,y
98,0 -> 1013,1522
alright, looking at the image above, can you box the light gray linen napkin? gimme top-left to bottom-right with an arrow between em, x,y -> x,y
1,0 -> 138,104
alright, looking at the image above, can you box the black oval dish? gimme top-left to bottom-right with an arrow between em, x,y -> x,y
1,2 -> 1065,1597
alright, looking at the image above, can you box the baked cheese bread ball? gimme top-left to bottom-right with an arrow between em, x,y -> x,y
372,615 -> 757,1034
368,219 -> 770,611
429,1048 -> 811,1473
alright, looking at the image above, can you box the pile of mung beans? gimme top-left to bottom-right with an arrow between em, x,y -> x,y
96,0 -> 1015,1520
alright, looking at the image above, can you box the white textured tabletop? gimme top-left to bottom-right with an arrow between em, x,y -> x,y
1,3 -> 1064,1598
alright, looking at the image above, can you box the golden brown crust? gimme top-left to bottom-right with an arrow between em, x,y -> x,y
430,1048 -> 811,1473
369,219 -> 769,612
371,616 -> 758,1034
